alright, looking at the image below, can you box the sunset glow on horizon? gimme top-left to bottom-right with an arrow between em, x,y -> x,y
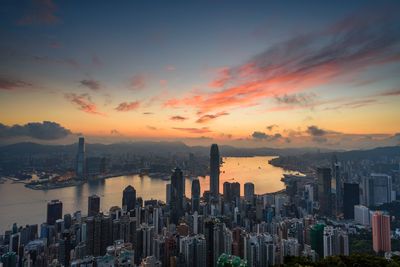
1,0 -> 400,149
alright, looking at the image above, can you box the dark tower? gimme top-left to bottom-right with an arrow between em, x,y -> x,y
191,179 -> 200,213
88,194 -> 100,217
343,183 -> 360,219
317,168 -> 332,217
210,144 -> 220,199
171,167 -> 184,224
122,185 -> 136,213
47,200 -> 63,225
76,137 -> 85,179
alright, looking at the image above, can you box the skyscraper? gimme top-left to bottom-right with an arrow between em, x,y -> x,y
76,137 -> 85,179
47,200 -> 63,225
244,182 -> 255,203
122,185 -> 136,213
367,174 -> 393,206
310,223 -> 325,258
331,155 -> 342,214
343,183 -> 359,219
210,144 -> 220,199
88,194 -> 100,217
317,168 -> 332,217
192,179 -> 200,213
171,167 -> 184,224
372,211 -> 391,253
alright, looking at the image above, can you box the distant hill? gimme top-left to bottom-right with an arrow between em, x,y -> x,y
0,141 -> 337,158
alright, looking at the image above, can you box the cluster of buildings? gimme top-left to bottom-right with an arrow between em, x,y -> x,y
0,144 -> 398,267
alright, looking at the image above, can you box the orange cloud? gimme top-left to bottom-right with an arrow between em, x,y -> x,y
196,111 -> 229,123
170,115 -> 188,121
115,101 -> 140,112
65,93 -> 105,116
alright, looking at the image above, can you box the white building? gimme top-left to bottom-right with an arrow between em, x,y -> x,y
354,205 -> 370,226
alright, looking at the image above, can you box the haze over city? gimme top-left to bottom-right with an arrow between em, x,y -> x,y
1,0 -> 400,149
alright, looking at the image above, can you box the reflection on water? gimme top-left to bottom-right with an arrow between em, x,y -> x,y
0,156 -> 288,232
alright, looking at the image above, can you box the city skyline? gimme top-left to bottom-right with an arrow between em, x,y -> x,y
1,1 -> 400,149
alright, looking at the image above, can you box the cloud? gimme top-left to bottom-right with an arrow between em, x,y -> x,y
252,131 -> 268,139
164,10 -> 400,113
170,115 -> 188,121
147,125 -> 157,130
307,125 -> 327,136
0,77 -> 32,91
266,124 -> 278,131
130,74 -> 146,90
172,127 -> 211,134
0,121 -> 72,140
196,111 -> 229,123
375,88 -> 400,97
143,112 -> 153,115
110,129 -> 121,135
18,0 -> 60,25
80,79 -> 101,91
274,93 -> 317,107
65,93 -> 105,116
115,101 -> 140,112
252,131 -> 282,141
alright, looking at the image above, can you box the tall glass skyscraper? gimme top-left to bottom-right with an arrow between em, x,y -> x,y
210,144 -> 220,199
76,137 -> 85,179
191,179 -> 200,213
171,167 -> 184,224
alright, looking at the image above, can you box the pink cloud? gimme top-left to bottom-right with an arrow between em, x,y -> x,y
65,93 -> 105,116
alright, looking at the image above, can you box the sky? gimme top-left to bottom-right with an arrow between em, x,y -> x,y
0,0 -> 400,149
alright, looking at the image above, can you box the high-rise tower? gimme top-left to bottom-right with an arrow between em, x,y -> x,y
372,211 -> 391,253
88,194 -> 100,216
76,137 -> 86,179
122,185 -> 137,213
171,167 -> 184,224
317,168 -> 332,217
191,179 -> 200,213
210,144 -> 220,199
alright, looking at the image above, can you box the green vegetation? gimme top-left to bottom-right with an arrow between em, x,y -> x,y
349,230 -> 373,254
283,254 -> 400,267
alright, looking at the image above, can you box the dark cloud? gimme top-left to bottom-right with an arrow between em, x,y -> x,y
170,116 -> 188,121
196,112 -> 229,123
80,79 -> 101,91
252,131 -> 282,141
65,93 -> 105,116
172,127 -> 211,134
18,0 -> 60,25
274,93 -> 317,106
0,77 -> 32,91
307,125 -> 327,136
110,129 -> 120,135
0,121 -> 72,140
115,101 -> 140,112
266,124 -> 278,131
143,112 -> 153,115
